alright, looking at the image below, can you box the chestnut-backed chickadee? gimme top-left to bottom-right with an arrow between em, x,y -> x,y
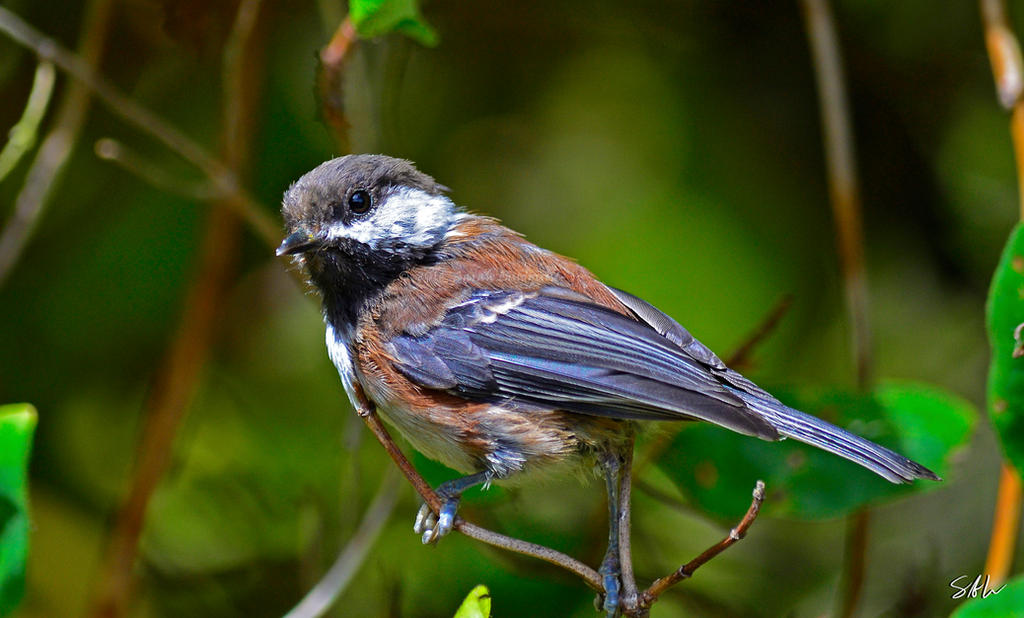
277,154 -> 938,616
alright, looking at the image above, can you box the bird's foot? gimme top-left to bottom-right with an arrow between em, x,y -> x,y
413,471 -> 494,544
413,495 -> 460,544
597,551 -> 621,617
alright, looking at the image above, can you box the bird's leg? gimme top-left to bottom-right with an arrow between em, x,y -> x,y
598,452 -> 623,617
414,470 -> 492,544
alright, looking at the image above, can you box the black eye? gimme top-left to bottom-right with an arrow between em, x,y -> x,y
349,190 -> 371,214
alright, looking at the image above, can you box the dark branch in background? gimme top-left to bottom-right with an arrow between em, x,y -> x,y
725,294 -> 794,370
317,16 -> 357,152
0,0 -> 113,288
800,0 -> 872,389
800,1 -> 875,616
88,1 -> 265,616
636,481 -> 766,613
980,0 -> 1024,589
0,4 -> 280,248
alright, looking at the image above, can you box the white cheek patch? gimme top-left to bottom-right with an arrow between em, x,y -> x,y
326,187 -> 458,250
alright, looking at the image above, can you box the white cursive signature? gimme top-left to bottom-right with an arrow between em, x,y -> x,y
950,575 -> 1006,600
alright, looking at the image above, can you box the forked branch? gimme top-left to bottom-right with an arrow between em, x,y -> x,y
636,480 -> 766,612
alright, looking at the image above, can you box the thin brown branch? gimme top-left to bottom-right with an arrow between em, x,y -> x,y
979,0 -> 1024,592
618,437 -> 639,613
725,294 -> 794,370
982,0 -> 1024,220
0,4 -> 280,247
840,508 -> 869,618
0,0 -> 113,288
800,0 -> 871,390
982,0 -> 1024,111
317,15 -> 357,151
88,2 -> 266,616
351,385 -> 603,590
284,467 -> 402,618
637,480 -> 765,610
800,2 -> 874,615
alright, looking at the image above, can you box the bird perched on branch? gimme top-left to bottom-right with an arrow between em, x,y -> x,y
277,154 -> 938,617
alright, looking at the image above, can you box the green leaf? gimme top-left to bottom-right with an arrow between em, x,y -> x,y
655,382 -> 974,519
349,0 -> 439,46
0,403 -> 37,616
986,223 -> 1024,473
951,574 -> 1024,617
453,584 -> 491,618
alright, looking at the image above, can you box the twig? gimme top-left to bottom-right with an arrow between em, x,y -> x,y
800,0 -> 871,389
0,4 -> 280,247
87,2 -> 266,616
979,0 -> 1024,591
725,294 -> 794,369
351,385 -> 603,591
637,480 -> 765,610
0,60 -> 56,183
800,2 -> 875,615
317,15 -> 357,151
618,436 -> 639,613
982,0 -> 1024,109
284,467 -> 402,618
94,138 -> 220,201
0,0 -> 113,289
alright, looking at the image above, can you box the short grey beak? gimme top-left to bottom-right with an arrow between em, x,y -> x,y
276,230 -> 320,256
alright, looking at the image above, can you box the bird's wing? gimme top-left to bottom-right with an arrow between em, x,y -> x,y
387,288 -> 781,440
605,286 -> 938,483
604,286 -> 778,401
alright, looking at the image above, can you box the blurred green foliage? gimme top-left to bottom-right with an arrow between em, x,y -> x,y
986,223 -> 1024,473
350,0 -> 437,46
0,1 -> 1020,617
0,404 -> 36,616
659,381 -> 975,520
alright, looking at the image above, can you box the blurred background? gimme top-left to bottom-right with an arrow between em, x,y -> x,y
0,0 -> 1017,616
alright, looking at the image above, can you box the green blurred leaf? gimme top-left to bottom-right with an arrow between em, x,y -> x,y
0,403 -> 37,616
875,380 -> 976,474
349,0 -> 438,46
656,382 -> 973,519
986,223 -> 1024,473
951,574 -> 1024,617
453,584 -> 491,618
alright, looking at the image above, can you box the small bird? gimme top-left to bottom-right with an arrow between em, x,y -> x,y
277,154 -> 938,616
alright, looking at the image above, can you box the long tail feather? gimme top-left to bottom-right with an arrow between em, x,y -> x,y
734,391 -> 940,483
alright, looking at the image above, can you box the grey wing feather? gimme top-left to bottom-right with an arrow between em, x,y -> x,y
387,287 -> 938,483
388,289 -> 780,440
606,285 -> 938,483
607,286 -> 776,399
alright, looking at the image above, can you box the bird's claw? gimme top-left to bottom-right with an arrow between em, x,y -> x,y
412,497 -> 458,544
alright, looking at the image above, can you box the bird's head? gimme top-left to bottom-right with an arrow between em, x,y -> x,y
278,154 -> 460,299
